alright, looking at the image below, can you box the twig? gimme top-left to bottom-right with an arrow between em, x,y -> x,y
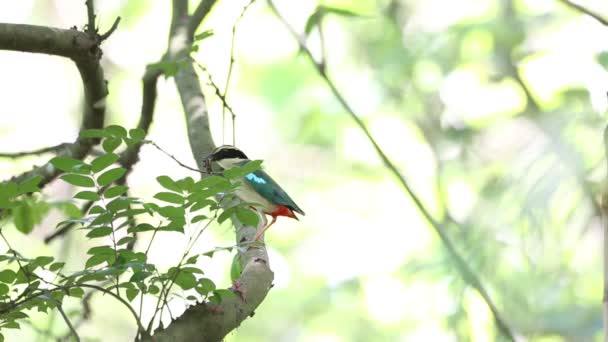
193,61 -> 238,126
99,16 -> 121,41
85,0 -> 96,34
44,199 -> 96,243
556,0 -> 608,26
0,143 -> 71,158
223,0 -> 256,146
267,1 -> 516,340
45,290 -> 80,342
142,140 -> 218,175
188,0 -> 219,39
602,124 -> 608,341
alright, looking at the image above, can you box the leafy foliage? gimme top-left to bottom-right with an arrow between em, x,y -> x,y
0,125 -> 264,338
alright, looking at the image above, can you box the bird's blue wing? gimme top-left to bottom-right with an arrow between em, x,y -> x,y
244,169 -> 305,215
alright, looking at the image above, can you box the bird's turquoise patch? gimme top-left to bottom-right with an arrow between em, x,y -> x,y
246,173 -> 266,184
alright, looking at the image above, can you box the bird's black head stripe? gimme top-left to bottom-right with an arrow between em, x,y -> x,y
211,146 -> 248,161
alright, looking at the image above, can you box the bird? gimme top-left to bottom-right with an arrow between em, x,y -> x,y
204,145 -> 305,241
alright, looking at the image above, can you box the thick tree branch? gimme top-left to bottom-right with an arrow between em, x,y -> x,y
267,1 -> 516,340
0,23 -> 108,189
145,1 -> 273,340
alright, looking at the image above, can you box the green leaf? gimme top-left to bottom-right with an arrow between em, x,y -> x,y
304,9 -> 323,35
49,262 -> 65,272
80,129 -> 110,139
104,185 -> 128,198
597,52 -> 608,70
128,223 -> 156,233
126,288 -> 139,302
198,277 -> 216,294
129,128 -> 146,142
223,160 -> 263,179
87,246 -> 115,255
0,270 -> 16,283
58,202 -> 82,219
180,266 -> 204,274
12,202 -> 34,234
91,153 -> 119,173
117,236 -> 135,245
157,206 -> 185,219
156,176 -> 181,192
190,199 -> 215,212
86,227 -> 113,238
97,167 -> 127,186
85,254 -> 111,268
191,215 -> 207,224
235,207 -> 259,226
143,285 -> 158,296
192,176 -> 230,191
230,254 -> 242,282
17,176 -> 42,195
130,271 -> 151,282
194,29 -> 214,41
107,198 -> 129,212
176,177 -> 195,192
105,125 -> 127,138
89,205 -> 106,214
50,157 -> 86,173
304,5 -> 361,36
68,287 -> 84,298
154,192 -> 184,204
74,191 -> 100,201
102,138 -> 122,153
0,283 -> 9,296
91,212 -> 113,225
34,256 -> 54,267
60,174 -> 95,188
174,270 -> 197,290
217,207 -> 235,224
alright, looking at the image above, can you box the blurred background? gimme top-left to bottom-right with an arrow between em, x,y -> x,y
1,0 -> 608,340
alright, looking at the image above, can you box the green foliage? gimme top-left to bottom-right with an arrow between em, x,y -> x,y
304,5 -> 362,36
0,125 -> 267,336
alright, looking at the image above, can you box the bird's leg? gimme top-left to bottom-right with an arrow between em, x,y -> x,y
253,216 -> 277,242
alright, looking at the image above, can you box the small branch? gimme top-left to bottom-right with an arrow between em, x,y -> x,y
44,200 -> 95,243
85,0 -> 96,34
602,125 -> 608,341
223,0 -> 256,145
193,62 -> 238,123
99,17 -> 121,41
142,140 -> 209,174
0,143 -> 71,158
556,0 -> 608,26
47,291 -> 80,342
188,0 -> 219,39
268,1 -> 516,340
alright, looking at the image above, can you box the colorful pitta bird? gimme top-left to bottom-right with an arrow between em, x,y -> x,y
204,145 -> 305,241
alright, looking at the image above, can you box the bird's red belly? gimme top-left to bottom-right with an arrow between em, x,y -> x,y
268,205 -> 298,220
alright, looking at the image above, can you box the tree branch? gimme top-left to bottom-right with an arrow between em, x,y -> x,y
602,125 -> 608,341
0,23 -> 107,189
555,0 -> 608,26
267,1 -> 516,340
0,143 -> 71,158
144,1 -> 273,340
44,68 -> 161,244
